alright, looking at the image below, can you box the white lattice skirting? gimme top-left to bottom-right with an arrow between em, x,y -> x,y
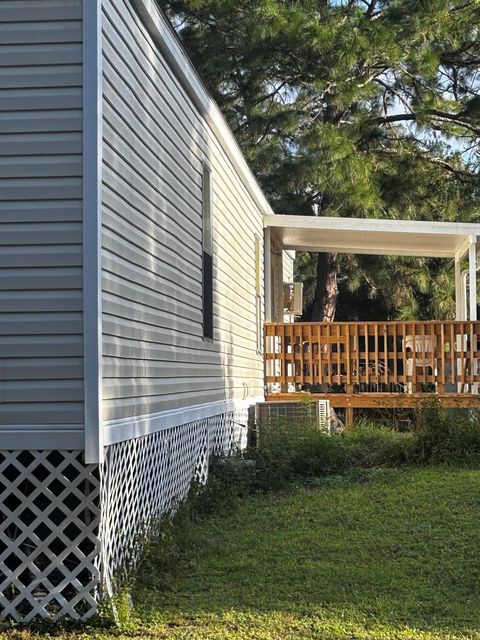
0,409 -> 246,622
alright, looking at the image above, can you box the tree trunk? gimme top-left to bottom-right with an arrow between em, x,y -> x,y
305,252 -> 338,321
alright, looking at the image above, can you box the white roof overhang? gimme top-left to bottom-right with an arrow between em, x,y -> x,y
264,215 -> 479,259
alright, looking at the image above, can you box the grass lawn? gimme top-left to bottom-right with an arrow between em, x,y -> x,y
2,466 -> 480,639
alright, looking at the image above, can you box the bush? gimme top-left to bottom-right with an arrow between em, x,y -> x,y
417,403 -> 480,464
249,407 -> 480,487
343,422 -> 418,468
251,417 -> 317,489
188,456 -> 257,516
249,418 -> 417,488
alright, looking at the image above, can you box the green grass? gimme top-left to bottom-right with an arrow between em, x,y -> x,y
3,466 -> 480,639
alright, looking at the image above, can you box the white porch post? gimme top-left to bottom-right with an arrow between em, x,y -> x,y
468,236 -> 477,321
264,226 -> 272,322
468,236 -> 478,394
455,252 -> 465,321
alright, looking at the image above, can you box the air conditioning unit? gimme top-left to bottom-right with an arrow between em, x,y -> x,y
283,282 -> 303,317
255,400 -> 330,431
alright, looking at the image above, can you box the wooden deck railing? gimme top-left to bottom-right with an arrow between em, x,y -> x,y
265,321 -> 480,397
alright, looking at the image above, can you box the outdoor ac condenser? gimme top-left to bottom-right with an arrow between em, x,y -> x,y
256,400 -> 330,431
283,282 -> 303,317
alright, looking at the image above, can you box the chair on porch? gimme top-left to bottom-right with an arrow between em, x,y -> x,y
403,333 -> 436,393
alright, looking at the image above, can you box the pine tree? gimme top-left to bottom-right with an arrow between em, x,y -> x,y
163,0 -> 480,320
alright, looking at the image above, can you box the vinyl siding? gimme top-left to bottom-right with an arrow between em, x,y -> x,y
101,0 -> 265,425
0,1 -> 84,434
283,251 -> 295,284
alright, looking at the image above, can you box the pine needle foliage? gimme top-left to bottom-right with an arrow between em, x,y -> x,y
163,0 -> 480,319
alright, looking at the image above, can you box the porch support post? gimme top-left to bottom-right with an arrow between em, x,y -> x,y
264,226 -> 272,322
455,252 -> 465,321
468,236 -> 477,321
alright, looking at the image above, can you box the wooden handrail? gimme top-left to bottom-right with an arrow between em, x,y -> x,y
264,321 -> 480,396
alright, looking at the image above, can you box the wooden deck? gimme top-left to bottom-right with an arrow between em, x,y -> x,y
265,321 -> 480,421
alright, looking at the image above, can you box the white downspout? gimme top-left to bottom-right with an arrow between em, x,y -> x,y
461,270 -> 468,321
468,237 -> 477,321
455,252 -> 465,320
467,237 -> 478,394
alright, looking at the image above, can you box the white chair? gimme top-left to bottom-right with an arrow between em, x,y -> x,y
403,334 -> 435,393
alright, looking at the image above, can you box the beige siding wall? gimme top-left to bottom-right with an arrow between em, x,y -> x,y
283,251 -> 295,284
0,0 -> 84,434
101,0 -> 264,424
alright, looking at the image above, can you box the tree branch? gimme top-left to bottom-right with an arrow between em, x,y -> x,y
374,111 -> 480,135
376,146 -> 479,182
365,0 -> 377,18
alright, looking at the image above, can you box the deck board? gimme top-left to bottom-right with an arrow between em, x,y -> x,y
266,393 -> 480,409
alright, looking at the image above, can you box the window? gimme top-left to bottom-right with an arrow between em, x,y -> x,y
255,235 -> 262,352
202,163 -> 214,340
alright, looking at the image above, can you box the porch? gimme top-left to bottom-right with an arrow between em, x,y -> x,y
263,216 -> 480,422
265,320 -> 480,422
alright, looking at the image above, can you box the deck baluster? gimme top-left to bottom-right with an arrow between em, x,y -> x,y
264,320 -> 480,409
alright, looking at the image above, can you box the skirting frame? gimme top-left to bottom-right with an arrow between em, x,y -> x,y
0,408 -> 247,622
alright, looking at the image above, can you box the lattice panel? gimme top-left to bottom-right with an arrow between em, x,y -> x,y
100,411 -> 240,591
0,409 -> 246,621
0,451 -> 100,622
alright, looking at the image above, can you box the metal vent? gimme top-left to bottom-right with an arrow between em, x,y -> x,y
256,400 -> 330,430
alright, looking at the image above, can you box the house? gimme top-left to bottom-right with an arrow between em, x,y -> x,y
1,0 -> 479,624
0,0 -> 292,621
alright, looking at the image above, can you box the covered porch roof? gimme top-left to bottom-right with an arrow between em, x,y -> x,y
263,215 -> 479,321
264,214 -> 478,259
